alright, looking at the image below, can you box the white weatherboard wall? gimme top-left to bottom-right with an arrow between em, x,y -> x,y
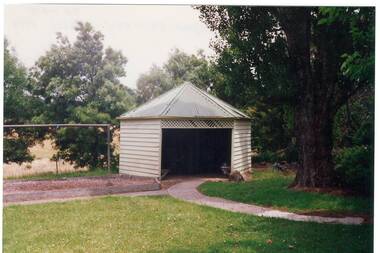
231,120 -> 252,171
119,119 -> 161,177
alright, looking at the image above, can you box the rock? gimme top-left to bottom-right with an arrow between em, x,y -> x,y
241,170 -> 252,181
229,170 -> 244,182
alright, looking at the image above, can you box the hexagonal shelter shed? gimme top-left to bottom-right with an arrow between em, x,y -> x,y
118,82 -> 251,178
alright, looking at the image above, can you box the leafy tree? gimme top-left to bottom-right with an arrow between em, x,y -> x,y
248,103 -> 295,161
136,65 -> 172,104
3,40 -> 44,163
29,22 -> 135,168
334,88 -> 374,149
163,48 -> 220,89
333,86 -> 374,194
136,49 -> 222,104
197,7 -> 374,188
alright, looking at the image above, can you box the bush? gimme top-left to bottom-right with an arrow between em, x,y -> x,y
334,146 -> 373,195
283,142 -> 298,163
3,138 -> 34,164
253,150 -> 280,163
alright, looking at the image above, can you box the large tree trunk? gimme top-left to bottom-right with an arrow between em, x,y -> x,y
293,99 -> 335,187
277,8 -> 336,188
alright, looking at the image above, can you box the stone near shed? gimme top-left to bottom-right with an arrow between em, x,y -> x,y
229,170 -> 244,182
241,170 -> 252,181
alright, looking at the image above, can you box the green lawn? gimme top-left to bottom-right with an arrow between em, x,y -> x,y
6,168 -> 115,181
4,196 -> 372,253
199,170 -> 373,215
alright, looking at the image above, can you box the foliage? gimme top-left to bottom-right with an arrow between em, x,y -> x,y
333,87 -> 374,195
335,146 -> 374,195
199,170 -> 372,214
3,40 -> 44,163
197,7 -> 374,187
196,6 -> 297,161
3,138 -> 34,164
319,7 -> 375,86
136,65 -> 172,104
197,7 -> 293,108
136,48 -> 222,104
334,88 -> 374,148
29,22 -> 135,168
252,150 -> 280,164
4,196 -> 373,252
248,103 -> 294,157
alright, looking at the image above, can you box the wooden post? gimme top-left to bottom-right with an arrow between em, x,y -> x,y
107,125 -> 111,173
56,126 -> 60,175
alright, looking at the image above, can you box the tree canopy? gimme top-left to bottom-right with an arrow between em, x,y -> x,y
3,40 -> 44,163
4,22 -> 135,168
136,48 -> 222,104
197,6 -> 374,188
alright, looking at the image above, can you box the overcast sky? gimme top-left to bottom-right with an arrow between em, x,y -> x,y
4,4 -> 215,89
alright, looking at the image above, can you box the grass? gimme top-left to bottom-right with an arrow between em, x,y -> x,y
3,196 -> 373,253
6,168 -> 115,181
199,170 -> 373,215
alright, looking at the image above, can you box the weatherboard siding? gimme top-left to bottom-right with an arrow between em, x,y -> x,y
232,120 -> 252,172
119,119 -> 161,178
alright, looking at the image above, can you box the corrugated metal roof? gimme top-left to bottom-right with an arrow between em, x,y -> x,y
120,82 -> 250,119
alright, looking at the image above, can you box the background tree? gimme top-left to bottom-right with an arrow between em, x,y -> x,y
333,86 -> 374,194
136,65 -> 172,104
197,6 -> 374,188
29,22 -> 135,168
3,40 -> 44,163
136,48 -> 222,104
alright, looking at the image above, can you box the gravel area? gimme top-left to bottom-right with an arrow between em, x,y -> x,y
4,174 -> 160,204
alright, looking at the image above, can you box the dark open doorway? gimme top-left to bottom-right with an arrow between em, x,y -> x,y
161,129 -> 231,175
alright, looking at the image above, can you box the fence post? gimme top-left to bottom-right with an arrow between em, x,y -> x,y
107,125 -> 111,173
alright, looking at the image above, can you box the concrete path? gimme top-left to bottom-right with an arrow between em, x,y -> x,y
167,178 -> 364,225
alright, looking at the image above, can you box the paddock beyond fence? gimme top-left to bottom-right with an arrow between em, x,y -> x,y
3,124 -> 112,177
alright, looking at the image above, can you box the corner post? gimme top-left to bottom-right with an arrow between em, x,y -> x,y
107,125 -> 111,172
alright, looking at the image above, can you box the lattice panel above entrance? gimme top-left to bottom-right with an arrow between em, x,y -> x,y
161,119 -> 234,129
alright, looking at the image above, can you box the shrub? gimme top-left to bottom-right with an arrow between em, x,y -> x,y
334,146 -> 373,195
3,138 -> 34,164
253,150 -> 280,163
284,142 -> 298,163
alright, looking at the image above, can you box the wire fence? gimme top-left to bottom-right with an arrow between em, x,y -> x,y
4,124 -> 112,177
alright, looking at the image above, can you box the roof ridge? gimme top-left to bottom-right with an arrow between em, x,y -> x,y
207,94 -> 250,118
160,83 -> 188,116
190,84 -> 249,118
189,84 -> 239,117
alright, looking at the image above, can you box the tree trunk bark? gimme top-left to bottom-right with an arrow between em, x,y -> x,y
277,7 -> 336,188
292,101 -> 335,187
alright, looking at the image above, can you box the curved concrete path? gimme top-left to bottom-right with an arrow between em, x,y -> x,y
168,178 -> 364,225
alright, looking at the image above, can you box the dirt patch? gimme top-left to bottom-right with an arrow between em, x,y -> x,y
291,185 -> 359,197
4,174 -> 155,193
298,210 -> 373,224
160,174 -> 226,190
4,174 -> 160,204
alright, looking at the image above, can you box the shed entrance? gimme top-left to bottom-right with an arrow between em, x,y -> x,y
161,129 -> 231,175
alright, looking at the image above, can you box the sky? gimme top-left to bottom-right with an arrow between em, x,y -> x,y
4,4 -> 215,89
